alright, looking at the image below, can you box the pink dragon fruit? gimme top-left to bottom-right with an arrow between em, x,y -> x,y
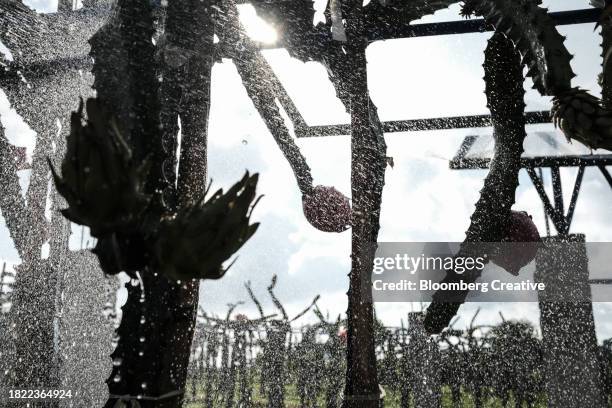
302,185 -> 351,233
490,210 -> 541,276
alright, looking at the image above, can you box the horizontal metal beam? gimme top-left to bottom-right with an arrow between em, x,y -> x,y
365,8 -> 599,41
252,8 -> 599,50
300,111 -> 550,138
589,279 -> 612,285
262,8 -> 597,138
450,154 -> 612,170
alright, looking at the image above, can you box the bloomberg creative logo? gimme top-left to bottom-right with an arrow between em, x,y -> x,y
370,242 -> 553,302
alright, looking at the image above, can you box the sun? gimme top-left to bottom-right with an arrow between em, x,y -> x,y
237,4 -> 278,44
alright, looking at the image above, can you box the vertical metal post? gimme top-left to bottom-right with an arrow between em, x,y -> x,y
551,166 -> 564,216
538,167 -> 551,237
535,234 -> 606,408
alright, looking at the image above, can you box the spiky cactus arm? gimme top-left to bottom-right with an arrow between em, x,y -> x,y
238,55 -> 314,195
465,0 -> 612,150
218,0 -> 314,196
302,32 -> 388,408
89,15 -> 133,142
89,7 -> 164,184
597,1 -> 612,109
424,32 -> 527,334
116,4 -> 163,181
108,270 -> 205,407
464,0 -> 574,95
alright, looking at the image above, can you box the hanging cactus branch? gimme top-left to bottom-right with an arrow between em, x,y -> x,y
424,32 -> 530,334
218,0 -> 352,234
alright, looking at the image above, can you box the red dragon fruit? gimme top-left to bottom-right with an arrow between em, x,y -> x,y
490,210 -> 541,276
302,185 -> 351,233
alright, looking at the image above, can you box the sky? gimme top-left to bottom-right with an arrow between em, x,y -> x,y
1,0 -> 611,340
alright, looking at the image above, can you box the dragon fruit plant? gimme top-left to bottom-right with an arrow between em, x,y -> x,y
50,97 -> 260,282
418,0 -> 612,334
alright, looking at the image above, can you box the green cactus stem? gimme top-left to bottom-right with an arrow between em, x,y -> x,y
463,0 -> 574,95
278,0 -> 390,403
424,32 -> 527,335
341,1 -> 387,406
217,0 -> 314,196
599,1 -> 612,109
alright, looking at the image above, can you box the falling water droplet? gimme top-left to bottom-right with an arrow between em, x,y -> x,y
113,374 -> 121,383
112,357 -> 123,367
